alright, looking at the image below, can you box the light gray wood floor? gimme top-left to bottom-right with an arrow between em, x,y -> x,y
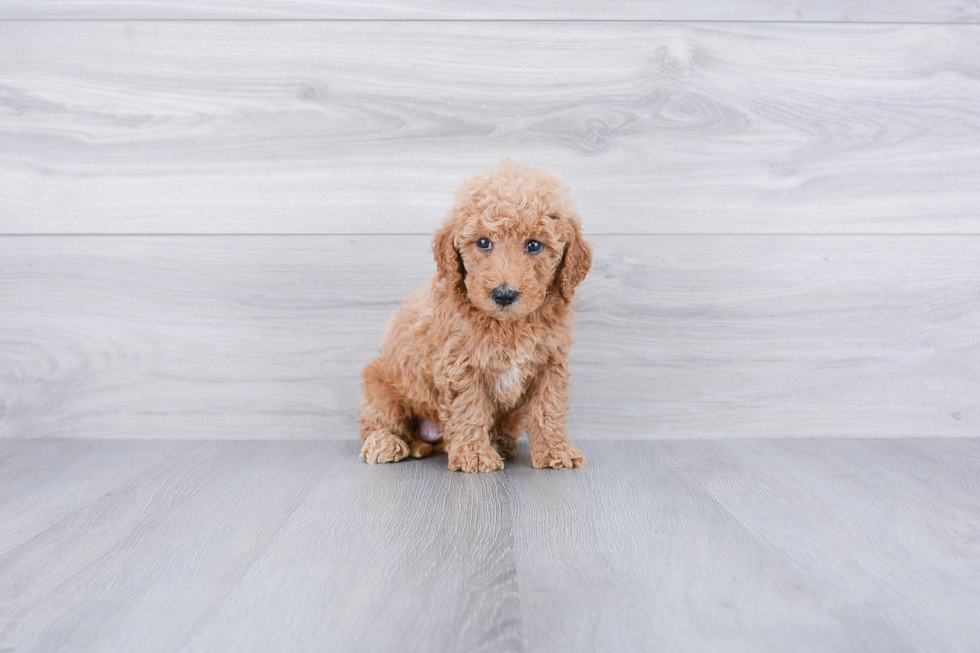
2,437 -> 979,652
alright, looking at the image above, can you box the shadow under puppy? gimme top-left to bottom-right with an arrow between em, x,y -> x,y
359,159 -> 592,472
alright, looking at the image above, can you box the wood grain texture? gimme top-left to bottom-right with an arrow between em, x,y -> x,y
0,439 -> 186,555
510,438 -> 980,652
662,438 -> 980,651
2,22 -> 980,234
0,440 -> 329,652
178,442 -> 521,653
0,440 -> 521,653
509,440 -> 857,652
0,0 -> 977,21
1,235 -> 977,440
2,438 -> 980,652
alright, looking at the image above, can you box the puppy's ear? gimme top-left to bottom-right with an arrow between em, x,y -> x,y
432,219 -> 466,295
556,216 -> 592,303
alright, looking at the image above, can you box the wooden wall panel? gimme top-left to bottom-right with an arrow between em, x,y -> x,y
2,23 -> 979,235
0,1 -> 976,21
1,235 -> 976,440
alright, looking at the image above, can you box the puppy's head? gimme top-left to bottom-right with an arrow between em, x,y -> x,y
433,159 -> 592,320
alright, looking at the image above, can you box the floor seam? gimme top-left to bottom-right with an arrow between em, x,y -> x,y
501,463 -> 529,653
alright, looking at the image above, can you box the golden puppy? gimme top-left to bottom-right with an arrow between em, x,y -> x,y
359,159 -> 592,472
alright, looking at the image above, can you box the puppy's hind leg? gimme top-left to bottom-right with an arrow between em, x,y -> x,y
408,439 -> 434,459
359,359 -> 411,464
406,418 -> 441,459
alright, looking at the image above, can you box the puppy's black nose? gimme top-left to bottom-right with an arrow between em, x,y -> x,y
491,285 -> 520,307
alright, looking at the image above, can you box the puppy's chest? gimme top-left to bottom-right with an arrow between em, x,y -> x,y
485,353 -> 535,407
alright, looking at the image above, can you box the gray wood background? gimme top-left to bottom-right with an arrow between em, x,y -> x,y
3,22 -> 980,235
1,1 -> 978,21
1,3 -> 978,439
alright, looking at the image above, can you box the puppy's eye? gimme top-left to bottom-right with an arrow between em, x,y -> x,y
525,240 -> 543,254
476,238 -> 492,252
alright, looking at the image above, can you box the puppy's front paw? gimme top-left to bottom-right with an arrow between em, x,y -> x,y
531,443 -> 586,470
448,447 -> 505,473
361,431 -> 410,464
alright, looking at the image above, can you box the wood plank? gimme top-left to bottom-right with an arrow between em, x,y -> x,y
1,234 -> 977,440
2,22 -> 980,234
5,439 -> 978,651
0,0 -> 976,21
510,440 -> 858,651
177,442 -> 521,653
510,438 -> 980,651
0,440 -> 329,652
663,438 -> 980,651
0,439 -> 186,555
0,440 -> 522,653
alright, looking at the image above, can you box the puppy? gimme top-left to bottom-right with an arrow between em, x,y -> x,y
359,159 -> 592,472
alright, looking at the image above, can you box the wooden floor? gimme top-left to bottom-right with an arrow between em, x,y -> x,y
2,437 -> 979,652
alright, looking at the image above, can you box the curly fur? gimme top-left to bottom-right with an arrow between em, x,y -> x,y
358,159 -> 592,472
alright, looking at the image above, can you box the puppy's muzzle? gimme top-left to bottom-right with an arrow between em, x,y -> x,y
490,285 -> 520,307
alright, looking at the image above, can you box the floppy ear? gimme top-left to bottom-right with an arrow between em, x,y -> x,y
432,219 -> 467,295
556,216 -> 592,303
